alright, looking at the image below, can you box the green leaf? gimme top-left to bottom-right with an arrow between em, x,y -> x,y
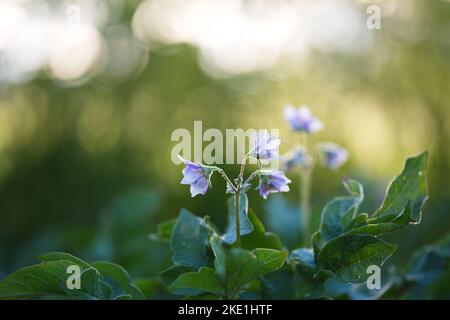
0,260 -> 110,300
159,265 -> 194,286
159,265 -> 202,296
92,261 -> 144,299
0,260 -> 78,299
149,218 -> 177,243
290,248 -> 332,299
253,249 -> 287,274
241,210 -> 283,250
347,206 -> 411,236
343,178 -> 364,203
64,267 -> 110,300
0,252 -> 144,300
36,252 -> 92,269
132,277 -> 160,299
222,193 -> 254,244
312,153 -> 428,268
374,151 -> 428,223
169,267 -> 224,297
264,195 -> 302,248
317,235 -> 397,283
260,271 -> 296,300
170,209 -> 214,269
343,152 -> 428,237
316,179 -> 364,245
210,235 -> 287,299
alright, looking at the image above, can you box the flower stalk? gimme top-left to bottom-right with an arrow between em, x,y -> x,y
178,129 -> 291,248
234,187 -> 241,248
282,104 -> 349,246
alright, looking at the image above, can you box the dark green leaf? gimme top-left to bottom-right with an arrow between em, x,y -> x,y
92,261 -> 144,299
170,209 -> 214,268
210,235 -> 287,299
317,234 -> 397,283
374,151 -> 428,223
290,248 -> 332,299
159,265 -> 201,296
0,260 -> 78,299
36,252 -> 92,269
169,267 -> 224,297
316,179 -> 364,246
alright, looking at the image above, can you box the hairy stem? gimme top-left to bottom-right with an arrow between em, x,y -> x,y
243,170 -> 260,186
235,188 -> 241,248
238,154 -> 249,183
216,168 -> 237,192
233,153 -> 250,248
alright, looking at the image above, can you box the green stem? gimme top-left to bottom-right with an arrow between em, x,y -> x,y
300,168 -> 312,245
235,189 -> 241,248
300,133 -> 313,246
216,168 -> 237,192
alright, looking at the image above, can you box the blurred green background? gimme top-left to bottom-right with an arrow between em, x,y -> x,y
0,0 -> 449,295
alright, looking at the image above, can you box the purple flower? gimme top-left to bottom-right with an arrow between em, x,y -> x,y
258,170 -> 291,199
284,105 -> 323,133
317,143 -> 349,169
249,130 -> 281,160
282,147 -> 311,171
178,155 -> 214,197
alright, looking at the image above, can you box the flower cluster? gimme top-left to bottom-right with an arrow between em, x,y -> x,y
179,129 -> 290,199
284,104 -> 323,133
281,104 -> 349,172
280,103 -> 350,242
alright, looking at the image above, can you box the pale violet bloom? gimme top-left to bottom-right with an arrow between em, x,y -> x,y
282,147 -> 311,171
249,130 -> 281,160
284,104 -> 323,133
317,143 -> 349,170
258,170 -> 291,199
178,155 -> 214,197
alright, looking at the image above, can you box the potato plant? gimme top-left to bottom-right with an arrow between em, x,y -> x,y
0,105 -> 432,300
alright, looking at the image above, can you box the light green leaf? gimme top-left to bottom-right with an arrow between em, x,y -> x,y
222,193 -> 254,244
253,249 -> 287,274
348,206 -> 411,236
149,218 -> 177,243
241,210 -> 283,250
374,151 -> 428,223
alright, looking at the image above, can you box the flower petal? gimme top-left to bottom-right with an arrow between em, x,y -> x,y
190,176 -> 209,197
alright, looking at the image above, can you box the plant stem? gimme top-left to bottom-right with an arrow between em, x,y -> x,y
234,154 -> 250,249
216,168 -> 237,192
235,188 -> 241,248
242,170 -> 259,186
300,168 -> 312,245
300,133 -> 313,246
